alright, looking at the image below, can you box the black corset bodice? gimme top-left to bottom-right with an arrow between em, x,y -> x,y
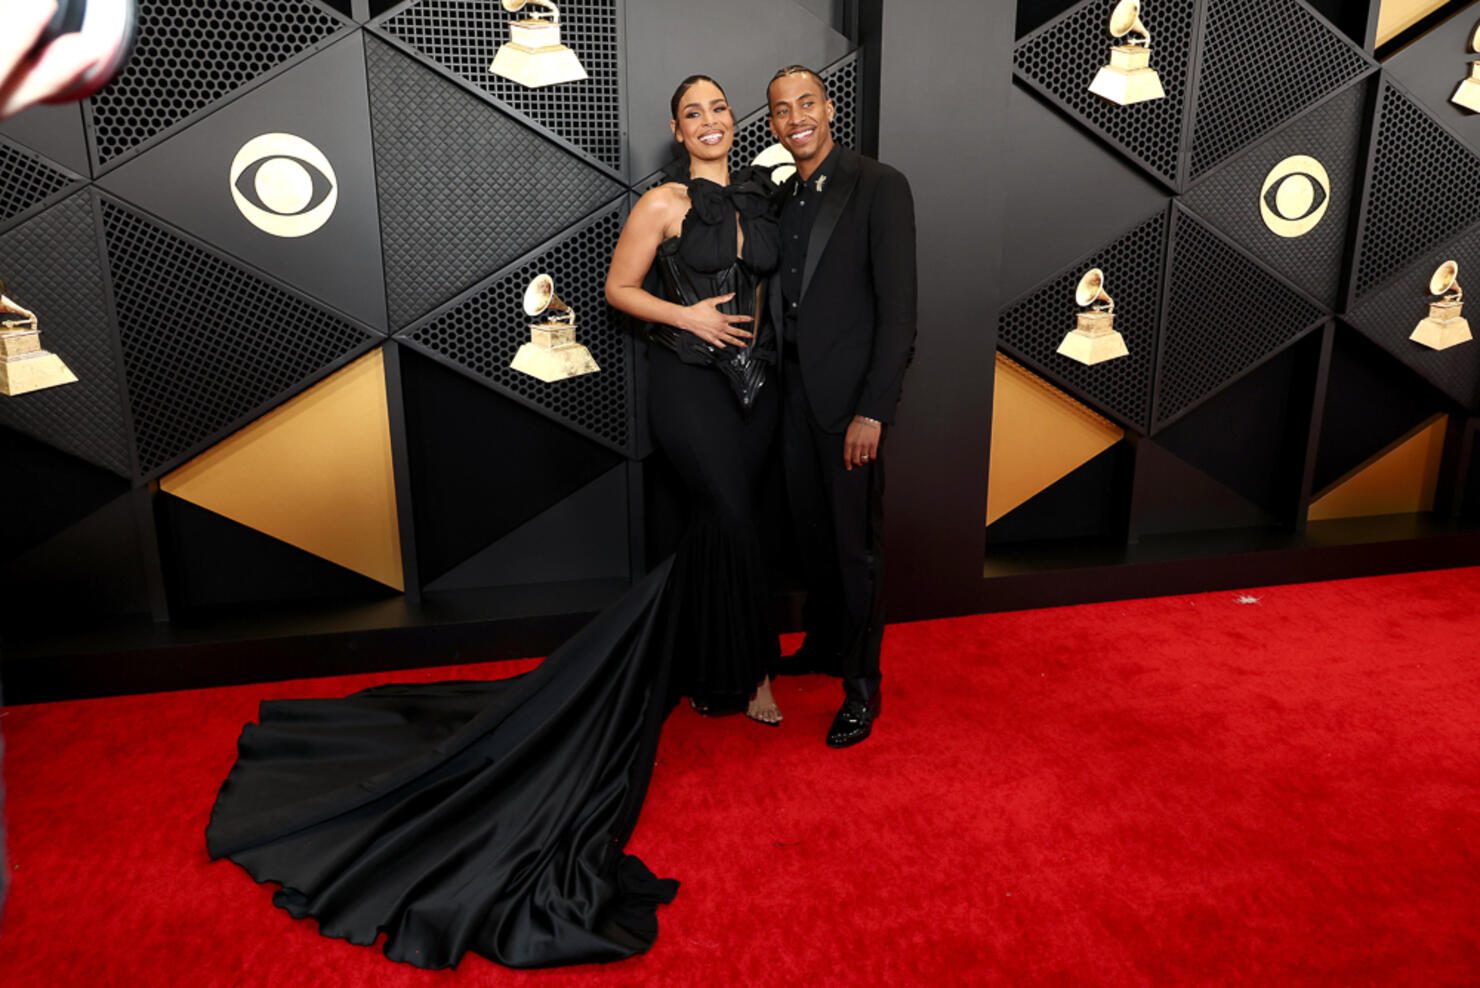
648,167 -> 781,411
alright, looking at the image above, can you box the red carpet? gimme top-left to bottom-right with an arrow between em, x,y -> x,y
2,567 -> 1479,986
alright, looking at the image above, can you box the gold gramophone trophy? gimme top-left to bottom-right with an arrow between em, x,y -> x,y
1058,268 -> 1130,365
1089,0 -> 1166,106
509,273 -> 599,382
0,277 -> 77,396
1410,260 -> 1472,351
1451,22 -> 1480,113
490,0 -> 588,89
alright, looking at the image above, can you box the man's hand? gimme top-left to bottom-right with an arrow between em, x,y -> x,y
843,415 -> 881,471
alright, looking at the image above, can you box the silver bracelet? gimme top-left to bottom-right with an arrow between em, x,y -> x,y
856,415 -> 881,426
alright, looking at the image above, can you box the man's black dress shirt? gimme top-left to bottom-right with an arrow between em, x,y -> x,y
779,146 -> 840,344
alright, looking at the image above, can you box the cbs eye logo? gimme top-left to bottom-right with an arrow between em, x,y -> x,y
229,133 -> 338,238
1260,155 -> 1330,239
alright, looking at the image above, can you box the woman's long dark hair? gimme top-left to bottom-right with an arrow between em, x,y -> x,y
669,74 -> 727,120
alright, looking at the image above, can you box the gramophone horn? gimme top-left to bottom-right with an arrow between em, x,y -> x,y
1076,268 -> 1112,309
503,0 -> 558,17
1109,0 -> 1148,40
1430,260 -> 1460,296
523,274 -> 574,323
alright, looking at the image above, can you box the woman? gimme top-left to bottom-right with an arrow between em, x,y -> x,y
205,76 -> 783,971
606,74 -> 783,725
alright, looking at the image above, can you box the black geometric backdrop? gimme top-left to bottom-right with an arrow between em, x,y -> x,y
997,0 -> 1480,547
0,0 -> 860,637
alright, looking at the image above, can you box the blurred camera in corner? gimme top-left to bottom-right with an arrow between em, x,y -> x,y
1,0 -> 139,120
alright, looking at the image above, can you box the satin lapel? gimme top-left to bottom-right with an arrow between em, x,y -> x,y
799,148 -> 861,302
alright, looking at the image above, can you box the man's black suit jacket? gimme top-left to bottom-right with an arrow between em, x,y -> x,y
770,146 -> 917,433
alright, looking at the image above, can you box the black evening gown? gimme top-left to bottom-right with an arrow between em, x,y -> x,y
206,169 -> 782,971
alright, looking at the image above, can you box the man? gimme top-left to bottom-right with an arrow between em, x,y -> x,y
766,65 -> 917,748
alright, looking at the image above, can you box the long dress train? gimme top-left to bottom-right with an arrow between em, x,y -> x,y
207,561 -> 679,969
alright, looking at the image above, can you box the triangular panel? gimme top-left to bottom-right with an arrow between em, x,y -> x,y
100,197 -> 379,478
1353,81 -> 1480,299
399,347 -> 623,585
986,442 -> 1130,544
0,101 -> 89,176
1382,5 -> 1480,160
375,0 -> 623,174
987,354 -> 1124,525
1346,220 -> 1480,409
0,137 -> 84,234
400,200 -> 632,453
1154,207 -> 1325,429
365,35 -> 624,330
98,33 -> 388,332
427,464 -> 629,591
998,208 -> 1167,433
0,428 -> 129,562
1308,414 -> 1447,521
1131,438 -> 1274,536
86,0 -> 349,169
0,191 -> 133,476
0,492 -> 151,622
1182,79 -> 1368,309
1155,335 -> 1320,513
1002,82 -> 1171,301
1312,323 -> 1447,492
1188,0 -> 1370,179
157,493 -> 395,610
160,349 -> 403,591
1014,0 -> 1198,187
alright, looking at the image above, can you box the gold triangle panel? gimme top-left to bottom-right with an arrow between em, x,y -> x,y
987,353 -> 1125,526
1308,414 -> 1448,522
161,349 -> 404,590
1376,1 -> 1451,47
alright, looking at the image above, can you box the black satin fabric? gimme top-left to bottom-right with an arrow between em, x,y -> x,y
207,560 -> 681,970
646,168 -> 781,411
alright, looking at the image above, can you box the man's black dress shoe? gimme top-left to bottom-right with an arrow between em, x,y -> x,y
826,693 -> 881,748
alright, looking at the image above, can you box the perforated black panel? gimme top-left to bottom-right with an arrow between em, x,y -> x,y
1154,208 -> 1325,429
366,36 -> 623,330
1014,0 -> 1195,186
1345,225 -> 1480,409
0,191 -> 132,477
376,0 -> 621,173
1188,0 -> 1369,180
101,198 -> 376,477
88,0 -> 346,167
998,209 -> 1166,432
400,200 -> 631,452
1181,79 -> 1366,309
1354,82 -> 1480,300
0,139 -> 81,233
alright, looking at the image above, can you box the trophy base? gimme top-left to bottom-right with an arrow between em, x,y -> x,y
510,341 -> 600,382
0,349 -> 78,395
1089,64 -> 1165,106
1057,328 -> 1129,365
490,42 -> 588,89
1452,75 -> 1480,114
1410,316 -> 1473,351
